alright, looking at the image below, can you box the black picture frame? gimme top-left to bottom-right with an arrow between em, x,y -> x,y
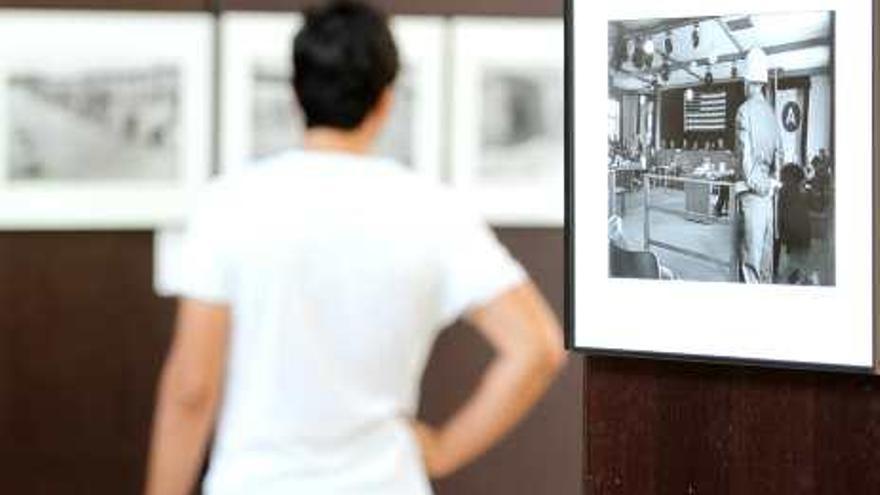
563,0 -> 878,373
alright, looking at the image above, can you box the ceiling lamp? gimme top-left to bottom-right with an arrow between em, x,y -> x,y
704,68 -> 714,85
692,22 -> 700,49
642,39 -> 655,69
660,62 -> 671,82
664,31 -> 673,55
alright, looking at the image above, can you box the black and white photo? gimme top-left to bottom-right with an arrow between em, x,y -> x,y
9,65 -> 180,182
451,19 -> 565,226
480,67 -> 565,185
606,11 -> 836,286
250,60 -> 417,166
0,12 -> 213,229
569,0 -> 875,368
221,14 -> 443,178
251,62 -> 302,159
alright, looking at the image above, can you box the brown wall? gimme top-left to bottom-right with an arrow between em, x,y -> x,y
0,0 -> 561,15
0,230 -> 583,495
0,233 -> 176,493
585,358 -> 880,494
0,230 -> 580,494
226,0 -> 559,16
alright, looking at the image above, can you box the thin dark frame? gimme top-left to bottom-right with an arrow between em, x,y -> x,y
563,0 -> 877,374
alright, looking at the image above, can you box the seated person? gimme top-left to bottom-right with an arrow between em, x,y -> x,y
608,216 -> 675,280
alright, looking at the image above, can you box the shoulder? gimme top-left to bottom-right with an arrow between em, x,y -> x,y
188,163 -> 271,222
369,166 -> 482,229
210,151 -> 306,196
361,156 -> 450,200
184,177 -> 236,231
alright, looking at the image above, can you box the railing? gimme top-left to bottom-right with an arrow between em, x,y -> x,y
642,173 -> 740,282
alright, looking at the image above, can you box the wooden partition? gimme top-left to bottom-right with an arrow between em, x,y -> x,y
585,357 -> 880,494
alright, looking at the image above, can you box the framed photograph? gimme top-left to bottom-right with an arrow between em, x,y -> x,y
450,19 -> 565,226
0,11 -> 213,229
567,0 -> 875,369
219,13 -> 445,179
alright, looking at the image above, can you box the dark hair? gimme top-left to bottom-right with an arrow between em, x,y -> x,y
292,0 -> 399,129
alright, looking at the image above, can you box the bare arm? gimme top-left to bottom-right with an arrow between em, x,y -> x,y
144,299 -> 230,495
413,281 -> 566,478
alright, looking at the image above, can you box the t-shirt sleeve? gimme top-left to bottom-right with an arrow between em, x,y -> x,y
175,187 -> 234,304
439,201 -> 528,322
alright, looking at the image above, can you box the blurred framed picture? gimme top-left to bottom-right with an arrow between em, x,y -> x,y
450,19 -> 565,226
219,13 -> 445,179
566,0 -> 876,369
0,11 -> 213,229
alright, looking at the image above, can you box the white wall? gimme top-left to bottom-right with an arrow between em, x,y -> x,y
806,74 -> 832,163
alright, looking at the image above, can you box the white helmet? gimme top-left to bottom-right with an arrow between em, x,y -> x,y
743,47 -> 769,84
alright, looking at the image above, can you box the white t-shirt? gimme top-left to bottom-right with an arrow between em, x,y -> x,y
177,150 -> 526,495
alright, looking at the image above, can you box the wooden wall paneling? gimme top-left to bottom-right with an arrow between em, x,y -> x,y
0,0 -> 565,16
651,364 -> 732,494
0,0 -> 209,10
585,358 -> 880,494
0,242 -> 11,485
584,358 -> 660,494
220,0 -> 562,17
813,373 -> 880,494
420,228 -> 582,495
0,233 -> 175,493
726,369 -> 816,494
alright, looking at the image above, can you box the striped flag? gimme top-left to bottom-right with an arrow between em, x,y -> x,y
684,91 -> 727,132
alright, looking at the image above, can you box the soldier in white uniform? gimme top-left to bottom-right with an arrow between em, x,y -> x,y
735,48 -> 782,283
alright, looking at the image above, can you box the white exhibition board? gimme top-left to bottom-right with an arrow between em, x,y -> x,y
0,11 -> 213,229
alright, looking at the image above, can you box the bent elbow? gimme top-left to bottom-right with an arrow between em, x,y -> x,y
539,340 -> 568,377
519,334 -> 567,380
160,368 -> 218,415
170,384 -> 216,413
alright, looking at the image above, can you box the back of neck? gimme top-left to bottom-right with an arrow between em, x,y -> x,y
303,127 -> 372,156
